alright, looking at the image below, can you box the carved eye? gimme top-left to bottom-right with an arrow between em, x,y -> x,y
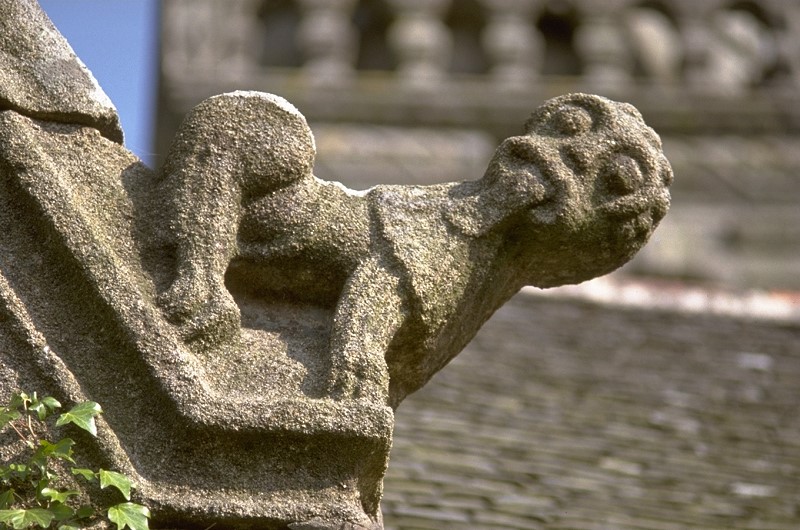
660,164 -> 674,187
550,105 -> 593,136
600,154 -> 644,195
505,137 -> 536,161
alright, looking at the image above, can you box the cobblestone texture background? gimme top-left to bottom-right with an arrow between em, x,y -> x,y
382,292 -> 800,529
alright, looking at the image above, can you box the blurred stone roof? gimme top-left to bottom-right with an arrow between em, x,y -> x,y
383,283 -> 800,529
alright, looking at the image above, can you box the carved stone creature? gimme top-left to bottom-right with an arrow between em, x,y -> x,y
0,2 -> 673,527
158,90 -> 672,408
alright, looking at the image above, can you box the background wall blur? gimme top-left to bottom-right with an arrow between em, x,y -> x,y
156,0 -> 800,293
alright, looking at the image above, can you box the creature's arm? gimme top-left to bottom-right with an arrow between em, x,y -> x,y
326,255 -> 405,404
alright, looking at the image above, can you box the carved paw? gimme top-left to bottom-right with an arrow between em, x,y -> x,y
180,291 -> 241,344
158,273 -> 240,343
327,352 -> 389,403
158,270 -> 208,323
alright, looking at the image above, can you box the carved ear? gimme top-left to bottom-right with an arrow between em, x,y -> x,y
447,168 -> 548,238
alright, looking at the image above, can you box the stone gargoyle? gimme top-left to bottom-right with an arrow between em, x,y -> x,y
0,2 -> 672,527
156,91 -> 672,409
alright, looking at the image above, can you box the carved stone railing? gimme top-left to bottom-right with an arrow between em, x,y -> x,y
161,0 -> 799,93
157,0 -> 800,150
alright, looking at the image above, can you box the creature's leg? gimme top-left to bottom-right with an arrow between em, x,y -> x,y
158,174 -> 242,343
326,256 -> 405,404
156,91 -> 317,344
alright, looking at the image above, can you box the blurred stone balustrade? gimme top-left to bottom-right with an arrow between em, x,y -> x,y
157,0 -> 800,290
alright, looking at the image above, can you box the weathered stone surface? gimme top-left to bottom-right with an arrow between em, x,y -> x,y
0,5 -> 672,527
0,106 -> 390,529
0,0 -> 122,142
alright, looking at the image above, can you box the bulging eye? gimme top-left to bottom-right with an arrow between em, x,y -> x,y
600,154 -> 644,195
551,105 -> 593,136
505,137 -> 536,161
660,163 -> 674,187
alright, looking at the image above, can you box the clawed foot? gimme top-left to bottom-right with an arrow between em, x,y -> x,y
326,352 -> 389,404
158,272 -> 240,344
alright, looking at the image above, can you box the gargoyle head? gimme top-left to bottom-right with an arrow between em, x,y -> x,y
484,93 -> 673,287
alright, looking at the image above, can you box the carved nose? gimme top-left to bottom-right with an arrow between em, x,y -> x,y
600,187 -> 670,221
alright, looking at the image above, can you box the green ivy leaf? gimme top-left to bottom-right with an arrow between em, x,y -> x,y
38,439 -> 75,463
46,502 -> 73,522
33,477 -> 48,491
70,468 -> 96,482
28,450 -> 47,475
8,464 -> 28,480
0,393 -> 151,530
99,470 -> 133,501
29,397 -> 47,421
29,393 -> 60,420
30,404 -> 46,421
40,488 -> 80,504
55,402 -> 102,436
41,397 -> 61,411
28,396 -> 59,421
0,508 -> 55,529
75,505 -> 94,519
0,489 -> 14,509
107,502 -> 150,530
0,409 -> 21,428
8,393 -> 29,411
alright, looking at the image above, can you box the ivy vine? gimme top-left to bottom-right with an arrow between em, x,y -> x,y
0,392 -> 150,530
